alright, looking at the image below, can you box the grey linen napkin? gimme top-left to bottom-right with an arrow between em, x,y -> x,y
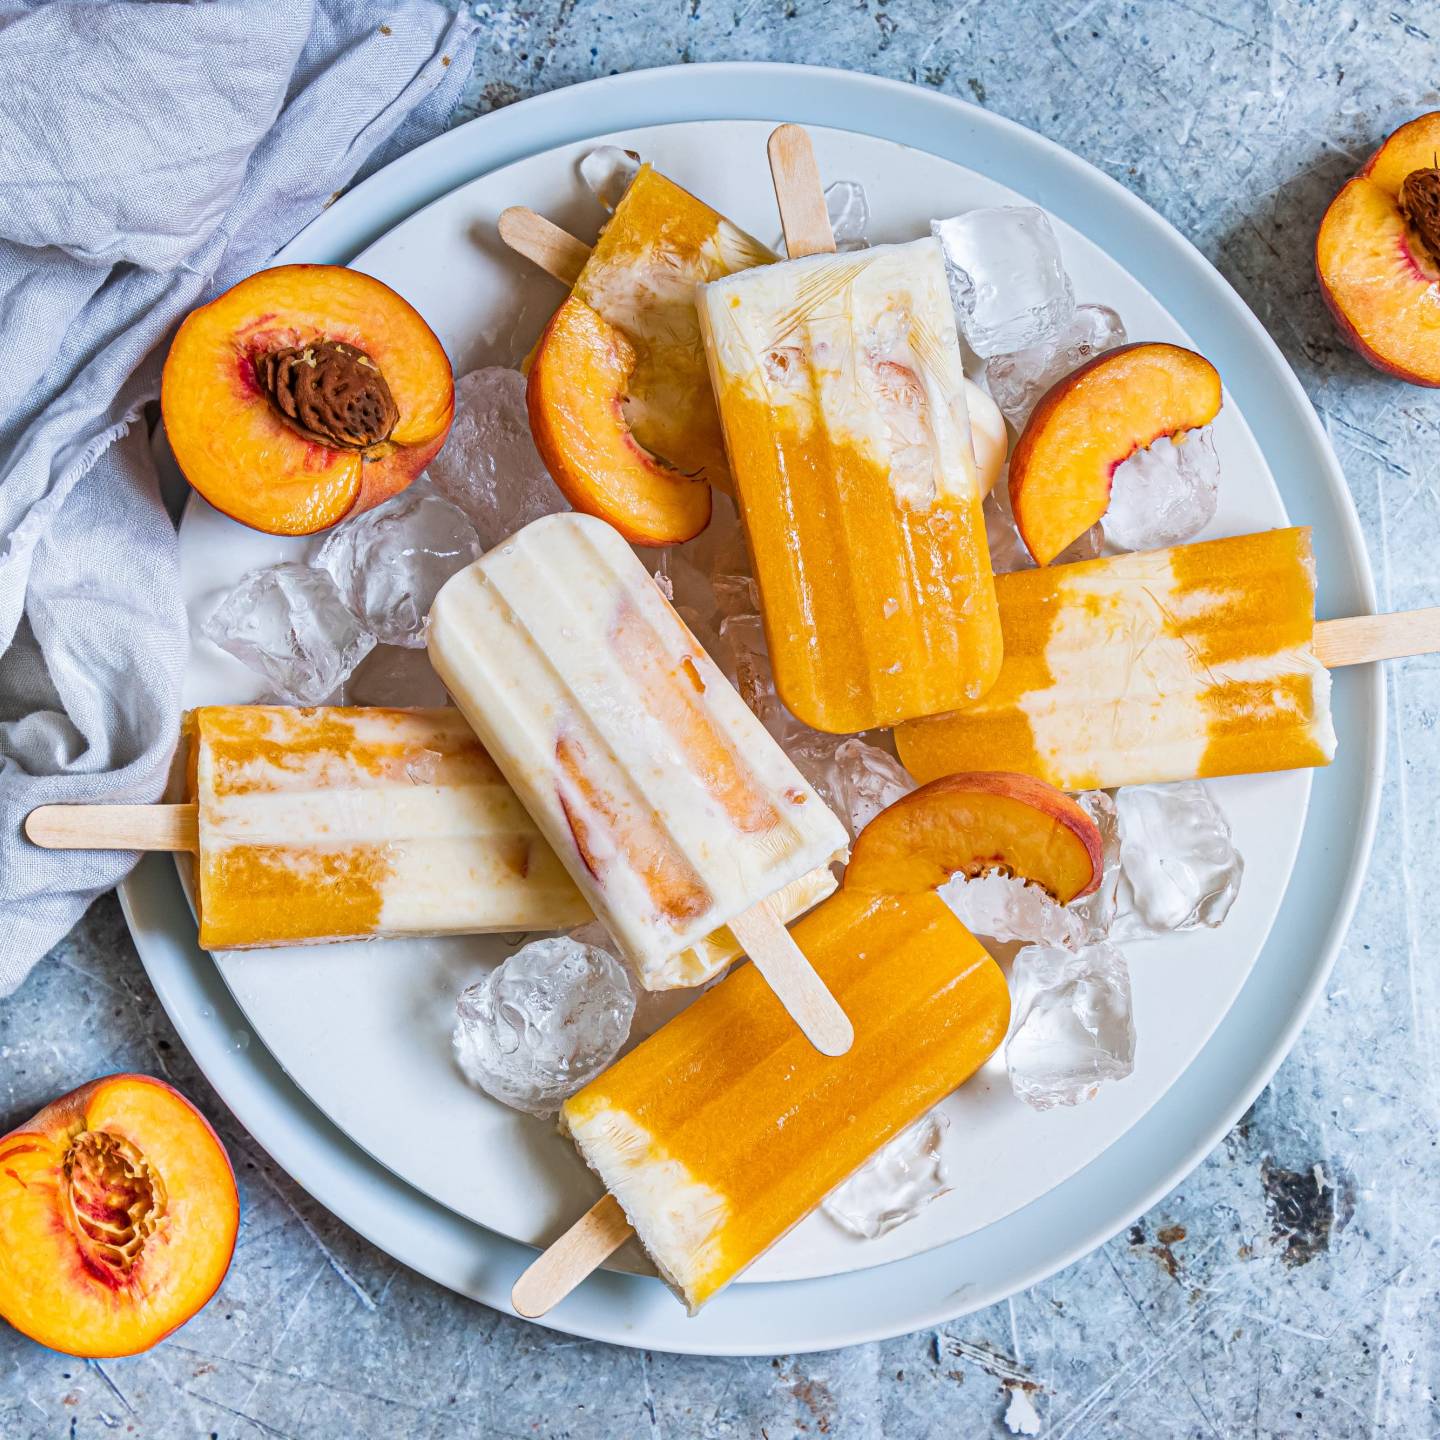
0,0 -> 479,995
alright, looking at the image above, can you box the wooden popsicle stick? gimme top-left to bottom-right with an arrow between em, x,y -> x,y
728,901 -> 854,1056
511,1193 -> 633,1319
767,124 -> 836,260
24,803 -> 198,853
1315,608 -> 1440,668
497,207 -> 592,287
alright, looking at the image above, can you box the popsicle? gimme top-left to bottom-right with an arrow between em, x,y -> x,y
895,528 -> 1341,790
513,886 -> 1009,1316
26,704 -> 835,959
427,512 -> 853,1049
695,125 -> 1004,733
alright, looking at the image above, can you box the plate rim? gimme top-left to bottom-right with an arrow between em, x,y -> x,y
121,61 -> 1383,1356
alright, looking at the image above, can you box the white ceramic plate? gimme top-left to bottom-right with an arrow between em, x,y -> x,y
122,63 -> 1380,1355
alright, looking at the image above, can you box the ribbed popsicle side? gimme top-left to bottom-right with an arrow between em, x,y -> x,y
698,238 -> 1003,734
575,164 -> 774,493
561,887 -> 1009,1312
894,527 -> 1337,790
427,514 -> 849,989
189,705 -> 586,949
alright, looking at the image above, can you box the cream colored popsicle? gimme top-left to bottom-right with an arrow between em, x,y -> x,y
427,513 -> 851,996
28,702 -> 835,961
896,528 -> 1339,790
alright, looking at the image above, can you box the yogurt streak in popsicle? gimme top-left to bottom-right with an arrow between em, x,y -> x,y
896,527 -> 1337,790
698,237 -> 1003,733
560,886 -> 1009,1312
427,513 -> 850,990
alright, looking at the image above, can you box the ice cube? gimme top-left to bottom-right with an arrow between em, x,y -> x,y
826,180 -> 870,251
203,562 -> 375,705
579,145 -> 641,213
1111,781 -> 1243,939
939,871 -> 1082,948
790,735 -> 915,839
717,610 -> 799,745
1103,428 -> 1220,552
425,368 -> 568,549
1005,942 -> 1136,1109
985,304 -> 1127,429
345,644 -> 451,708
822,1111 -> 950,1239
1066,789 -> 1122,944
933,207 -> 1075,358
314,484 -> 479,648
453,936 -> 636,1117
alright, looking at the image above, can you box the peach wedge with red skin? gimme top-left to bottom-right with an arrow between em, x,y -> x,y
527,294 -> 713,546
1009,342 -> 1223,566
844,771 -> 1104,904
162,264 -> 455,536
1316,112 -> 1440,386
0,1074 -> 238,1358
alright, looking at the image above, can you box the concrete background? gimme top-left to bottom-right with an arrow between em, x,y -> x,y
4,2 -> 1439,1435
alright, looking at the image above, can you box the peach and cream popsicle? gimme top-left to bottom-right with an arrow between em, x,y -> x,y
559,886 -> 1009,1313
427,513 -> 850,993
697,238 -> 1004,733
896,527 -> 1338,790
187,705 -> 589,949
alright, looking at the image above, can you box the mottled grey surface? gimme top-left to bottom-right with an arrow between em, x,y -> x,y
3,3 -> 1439,1436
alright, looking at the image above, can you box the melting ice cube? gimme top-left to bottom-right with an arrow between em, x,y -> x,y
940,872 -> 1083,949
425,367 -> 569,550
1111,781 -> 1243,939
823,1111 -> 951,1239
454,936 -> 636,1117
1103,428 -> 1220,552
933,207 -> 1075,358
314,483 -> 479,648
985,304 -> 1127,429
203,562 -> 374,706
789,736 -> 916,839
1005,942 -> 1136,1110
826,180 -> 870,251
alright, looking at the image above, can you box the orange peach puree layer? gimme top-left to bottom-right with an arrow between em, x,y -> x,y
563,888 -> 1008,1308
718,381 -> 1001,733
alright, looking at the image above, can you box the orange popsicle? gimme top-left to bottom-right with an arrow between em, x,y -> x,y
560,886 -> 1009,1312
698,239 -> 1004,733
895,528 -> 1338,790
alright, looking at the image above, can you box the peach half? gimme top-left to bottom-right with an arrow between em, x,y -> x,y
527,295 -> 713,545
162,264 -> 454,535
1009,342 -> 1222,566
844,771 -> 1104,904
1317,112 -> 1440,386
0,1074 -> 238,1357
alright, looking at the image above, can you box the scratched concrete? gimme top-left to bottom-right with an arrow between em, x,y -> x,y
4,2 -> 1439,1436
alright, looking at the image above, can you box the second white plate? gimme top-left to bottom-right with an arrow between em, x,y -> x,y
180,118 -> 1316,1287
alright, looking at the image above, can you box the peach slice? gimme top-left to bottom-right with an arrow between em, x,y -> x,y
1317,112 -> 1440,386
1009,342 -> 1222,566
844,771 -> 1104,903
0,1074 -> 238,1357
162,264 -> 454,536
527,295 -> 713,545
